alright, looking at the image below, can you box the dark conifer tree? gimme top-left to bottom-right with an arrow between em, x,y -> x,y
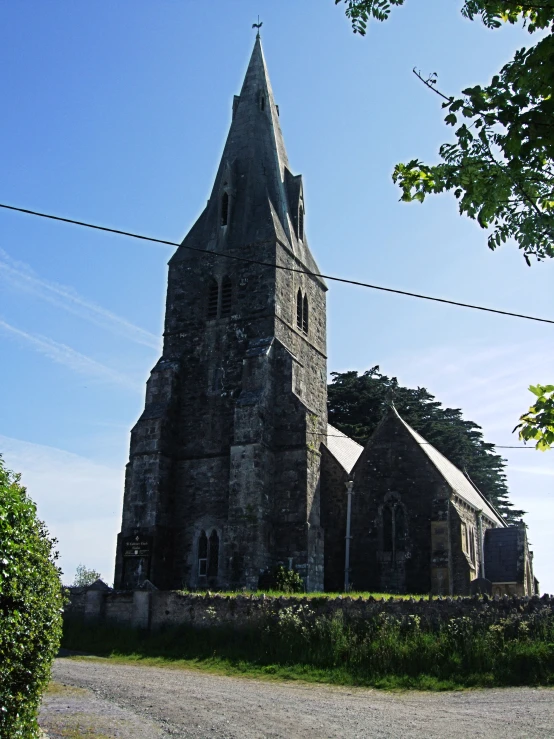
328,367 -> 525,524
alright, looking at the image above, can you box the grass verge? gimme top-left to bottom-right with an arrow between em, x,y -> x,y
62,605 -> 554,691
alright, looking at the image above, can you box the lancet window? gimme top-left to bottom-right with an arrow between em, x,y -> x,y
296,289 -> 309,335
221,191 -> 229,226
302,294 -> 309,333
198,530 -> 208,577
298,203 -> 304,241
207,277 -> 232,320
220,277 -> 232,317
381,497 -> 407,559
207,279 -> 219,319
207,530 -> 220,577
198,529 -> 219,579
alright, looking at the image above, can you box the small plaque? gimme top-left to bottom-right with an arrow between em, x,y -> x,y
123,534 -> 152,558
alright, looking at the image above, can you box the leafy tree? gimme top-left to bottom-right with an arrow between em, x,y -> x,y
337,0 -> 554,262
72,563 -> 102,587
515,384 -> 554,449
337,1 -> 554,447
0,457 -> 64,739
328,368 -> 525,523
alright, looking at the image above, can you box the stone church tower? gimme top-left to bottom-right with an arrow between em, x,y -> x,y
114,37 -> 327,591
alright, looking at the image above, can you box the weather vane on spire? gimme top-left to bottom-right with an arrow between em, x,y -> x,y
252,16 -> 263,39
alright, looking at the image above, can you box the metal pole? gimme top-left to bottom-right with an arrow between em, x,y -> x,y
477,512 -> 485,579
344,480 -> 354,592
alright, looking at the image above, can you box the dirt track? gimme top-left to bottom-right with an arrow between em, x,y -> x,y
40,657 -> 554,738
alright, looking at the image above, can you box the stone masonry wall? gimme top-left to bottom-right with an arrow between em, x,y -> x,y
66,587 -> 554,633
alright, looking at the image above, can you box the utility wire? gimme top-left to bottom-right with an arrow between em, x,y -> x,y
1,202 -> 553,326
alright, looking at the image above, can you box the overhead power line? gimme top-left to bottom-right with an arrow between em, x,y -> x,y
1,202 -> 553,326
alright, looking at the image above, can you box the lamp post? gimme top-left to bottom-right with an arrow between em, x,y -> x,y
344,480 -> 354,592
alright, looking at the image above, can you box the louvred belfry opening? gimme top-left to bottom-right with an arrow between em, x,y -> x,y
220,277 -> 232,317
208,279 -> 218,319
221,191 -> 229,226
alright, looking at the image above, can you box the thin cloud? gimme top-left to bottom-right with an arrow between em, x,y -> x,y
0,318 -> 142,391
0,434 -> 123,583
0,247 -> 160,350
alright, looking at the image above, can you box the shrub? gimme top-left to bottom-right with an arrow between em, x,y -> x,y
0,457 -> 65,738
258,565 -> 304,593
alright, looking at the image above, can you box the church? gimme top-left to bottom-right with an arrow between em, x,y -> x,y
114,37 -> 536,597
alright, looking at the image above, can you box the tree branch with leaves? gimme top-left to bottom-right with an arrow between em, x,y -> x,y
515,384 -> 554,449
337,0 -> 554,261
337,0 -> 554,449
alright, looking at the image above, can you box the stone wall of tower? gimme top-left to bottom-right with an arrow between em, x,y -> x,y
272,240 -> 327,591
115,237 -> 328,591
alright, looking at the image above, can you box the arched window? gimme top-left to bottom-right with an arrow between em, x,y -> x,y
260,94 -> 265,111
220,277 -> 232,317
383,507 -> 393,552
382,502 -> 407,555
296,289 -> 303,330
198,530 -> 208,577
302,294 -> 309,334
208,530 -> 219,577
207,279 -> 219,319
298,205 -> 304,241
395,506 -> 405,550
221,191 -> 229,226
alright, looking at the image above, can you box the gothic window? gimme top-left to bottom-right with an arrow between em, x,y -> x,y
298,204 -> 304,241
395,506 -> 405,549
383,506 -> 393,551
198,530 -> 208,577
461,522 -> 468,554
381,501 -> 407,555
260,94 -> 265,111
207,277 -> 232,320
296,289 -> 309,335
220,277 -> 232,317
221,191 -> 229,226
296,289 -> 303,330
469,527 -> 476,562
208,530 -> 219,577
207,279 -> 219,319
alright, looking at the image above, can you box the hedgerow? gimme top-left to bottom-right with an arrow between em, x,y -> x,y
0,457 -> 65,738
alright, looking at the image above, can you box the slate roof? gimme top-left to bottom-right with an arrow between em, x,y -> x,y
393,406 -> 506,528
484,528 -> 521,582
325,424 -> 363,475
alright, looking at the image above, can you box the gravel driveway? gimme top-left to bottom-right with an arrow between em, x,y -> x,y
40,657 -> 554,739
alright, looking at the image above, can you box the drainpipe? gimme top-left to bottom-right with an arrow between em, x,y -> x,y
344,480 -> 354,592
477,511 -> 485,579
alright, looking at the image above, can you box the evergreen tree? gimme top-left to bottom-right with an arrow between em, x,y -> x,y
328,367 -> 525,524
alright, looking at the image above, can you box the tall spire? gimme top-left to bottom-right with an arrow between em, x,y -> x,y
176,37 -> 321,275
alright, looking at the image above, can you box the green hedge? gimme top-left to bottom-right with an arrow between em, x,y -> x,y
0,457 -> 65,738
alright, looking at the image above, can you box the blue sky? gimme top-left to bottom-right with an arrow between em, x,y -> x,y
1,1 -> 552,590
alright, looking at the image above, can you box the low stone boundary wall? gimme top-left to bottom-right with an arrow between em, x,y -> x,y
65,586 -> 554,633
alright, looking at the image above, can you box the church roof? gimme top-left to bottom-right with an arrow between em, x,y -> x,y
326,424 -> 363,475
392,406 -> 506,527
174,36 -> 323,281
